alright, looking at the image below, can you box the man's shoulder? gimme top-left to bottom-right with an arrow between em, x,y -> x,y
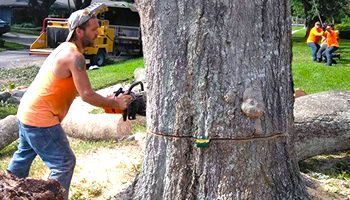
56,43 -> 85,71
56,43 -> 83,63
61,43 -> 82,57
315,28 -> 323,32
310,27 -> 317,34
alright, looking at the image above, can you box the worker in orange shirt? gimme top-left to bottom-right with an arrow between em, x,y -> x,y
7,4 -> 132,199
322,24 -> 339,66
307,21 -> 324,61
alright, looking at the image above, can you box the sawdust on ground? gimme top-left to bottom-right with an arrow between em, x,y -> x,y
69,144 -> 143,200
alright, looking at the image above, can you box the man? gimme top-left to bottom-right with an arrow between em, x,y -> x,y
307,21 -> 324,61
322,24 -> 339,66
7,4 -> 132,199
316,35 -> 327,62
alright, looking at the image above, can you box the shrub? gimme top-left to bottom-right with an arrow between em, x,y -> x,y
336,16 -> 350,31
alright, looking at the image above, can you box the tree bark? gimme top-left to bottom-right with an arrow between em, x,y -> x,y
133,0 -> 309,199
301,0 -> 315,38
0,115 -> 18,150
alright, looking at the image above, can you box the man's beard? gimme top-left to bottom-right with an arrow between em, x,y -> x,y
82,36 -> 94,48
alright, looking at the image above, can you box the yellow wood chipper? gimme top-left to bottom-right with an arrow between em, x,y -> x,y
29,3 -> 115,66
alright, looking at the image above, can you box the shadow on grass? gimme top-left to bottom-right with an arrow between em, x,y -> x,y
333,46 -> 350,66
299,151 -> 350,180
292,36 -> 306,43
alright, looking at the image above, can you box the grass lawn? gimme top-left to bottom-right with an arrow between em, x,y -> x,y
10,25 -> 41,36
292,29 -> 350,93
0,40 -> 27,52
292,25 -> 304,32
88,57 -> 144,90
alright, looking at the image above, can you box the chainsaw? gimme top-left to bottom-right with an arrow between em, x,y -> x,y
104,81 -> 146,121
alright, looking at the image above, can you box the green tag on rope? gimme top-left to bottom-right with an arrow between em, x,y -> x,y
195,138 -> 210,148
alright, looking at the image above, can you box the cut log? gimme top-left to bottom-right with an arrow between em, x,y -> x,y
294,91 -> 350,160
0,115 -> 18,150
0,171 -> 65,200
62,114 -> 145,141
0,114 -> 145,150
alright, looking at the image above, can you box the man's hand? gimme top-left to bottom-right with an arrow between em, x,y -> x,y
115,94 -> 133,110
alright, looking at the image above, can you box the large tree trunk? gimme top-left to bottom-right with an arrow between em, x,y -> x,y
301,0 -> 312,38
132,0 -> 309,199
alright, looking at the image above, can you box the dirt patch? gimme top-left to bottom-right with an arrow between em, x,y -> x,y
0,172 -> 65,200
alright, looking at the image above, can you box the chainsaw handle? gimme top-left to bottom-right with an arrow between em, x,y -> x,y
127,81 -> 144,94
113,87 -> 124,97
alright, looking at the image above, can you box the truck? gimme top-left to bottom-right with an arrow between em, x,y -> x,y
103,1 -> 142,56
30,2 -> 142,66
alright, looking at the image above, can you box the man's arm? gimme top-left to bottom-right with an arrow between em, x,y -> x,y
313,29 -> 324,36
69,53 -> 131,109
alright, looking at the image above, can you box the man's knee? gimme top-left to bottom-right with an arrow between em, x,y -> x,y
71,154 -> 76,168
66,153 -> 76,171
56,152 -> 76,173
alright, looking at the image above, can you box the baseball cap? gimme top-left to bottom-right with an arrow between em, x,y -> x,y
66,3 -> 107,42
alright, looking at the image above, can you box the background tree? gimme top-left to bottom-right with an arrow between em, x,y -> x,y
292,0 -> 350,36
28,0 -> 56,26
130,0 -> 310,199
73,0 -> 92,10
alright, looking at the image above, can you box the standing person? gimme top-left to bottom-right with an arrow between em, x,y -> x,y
307,21 -> 324,61
322,24 -> 339,66
6,4 -> 132,199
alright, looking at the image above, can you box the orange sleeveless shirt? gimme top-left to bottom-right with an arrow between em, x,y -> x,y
325,30 -> 339,47
17,43 -> 78,127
